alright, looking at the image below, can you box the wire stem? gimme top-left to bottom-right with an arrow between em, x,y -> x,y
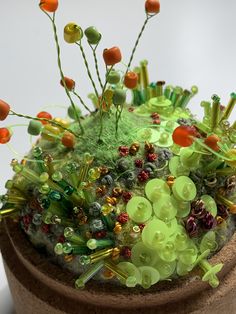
41,10 -> 84,135
72,91 -> 92,113
90,44 -> 104,90
10,110 -> 79,138
126,14 -> 155,72
76,42 -> 100,98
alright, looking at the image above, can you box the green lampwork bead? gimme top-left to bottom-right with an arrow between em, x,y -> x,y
126,196 -> 152,224
138,266 -> 160,289
131,241 -> 159,267
145,179 -> 170,203
68,105 -> 82,120
156,132 -> 173,148
176,260 -> 193,276
54,243 -> 64,255
64,23 -> 83,44
172,176 -> 197,202
158,241 -> 177,262
153,195 -> 177,222
112,89 -> 126,105
84,26 -> 101,45
201,195 -> 217,217
171,196 -> 191,218
28,120 -> 42,136
106,69 -> 121,85
165,218 -> 178,237
154,260 -> 176,280
171,226 -> 189,251
142,218 -> 170,249
180,148 -> 201,169
169,156 -> 190,177
136,128 -> 160,143
117,262 -> 141,287
200,231 -> 218,254
178,242 -> 198,265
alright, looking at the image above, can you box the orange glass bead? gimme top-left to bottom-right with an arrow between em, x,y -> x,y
61,132 -> 75,148
37,111 -> 53,125
0,128 -> 11,144
103,47 -> 122,66
172,125 -> 196,147
124,72 -> 139,89
204,134 -> 220,151
39,0 -> 58,13
60,77 -> 75,91
145,0 -> 160,14
0,99 -> 10,121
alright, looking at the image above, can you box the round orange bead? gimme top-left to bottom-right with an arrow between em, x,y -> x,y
60,77 -> 75,91
145,0 -> 160,14
37,111 -> 53,125
103,47 -> 122,66
0,99 -> 10,121
0,128 -> 11,144
61,132 -> 75,148
39,0 -> 58,13
172,125 -> 196,147
204,134 -> 220,151
124,72 -> 139,89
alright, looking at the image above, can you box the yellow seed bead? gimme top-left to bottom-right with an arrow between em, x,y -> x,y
106,196 -> 118,206
41,124 -> 61,142
88,167 -> 101,181
113,222 -> 122,234
102,204 -> 114,216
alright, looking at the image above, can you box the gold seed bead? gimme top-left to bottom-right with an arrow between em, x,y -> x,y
105,196 -> 118,206
96,185 -> 107,196
112,187 -> 123,197
64,254 -> 75,263
99,166 -> 109,175
145,142 -> 155,153
216,216 -> 224,225
113,222 -> 122,234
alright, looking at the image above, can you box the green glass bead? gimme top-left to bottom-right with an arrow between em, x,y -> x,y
126,196 -> 152,224
169,156 -> 190,177
131,241 -> 159,267
153,195 -> 177,222
165,218 -> 178,237
180,148 -> 201,169
39,172 -> 49,183
112,89 -> 126,105
145,179 -> 170,203
158,241 -> 177,262
54,243 -> 64,255
79,255 -> 91,266
176,260 -> 193,276
39,183 -> 50,194
52,171 -> 63,182
136,128 -> 160,143
142,218 -> 170,249
201,195 -> 217,217
172,176 -> 197,202
171,196 -> 191,218
191,85 -> 198,94
88,167 -> 101,181
68,105 -> 82,120
84,26 -> 101,45
178,242 -> 198,265
156,132 -> 173,148
28,120 -> 42,136
87,238 -> 114,250
106,69 -> 121,85
75,260 -> 104,290
171,226 -> 189,251
117,262 -> 141,287
64,23 -> 83,44
49,191 -> 61,201
33,146 -> 43,158
138,266 -> 160,289
200,231 -> 218,254
154,260 -> 176,280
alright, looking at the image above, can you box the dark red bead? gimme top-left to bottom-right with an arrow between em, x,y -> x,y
117,213 -> 129,224
128,107 -> 135,112
135,159 -> 143,168
41,224 -> 50,234
151,112 -> 160,119
191,200 -> 207,219
94,230 -> 107,239
118,146 -> 129,157
147,153 -> 157,162
58,235 -> 66,243
201,212 -> 216,230
138,170 -> 150,182
139,223 -> 146,231
185,216 -> 199,237
23,215 -> 32,227
122,191 -> 132,203
152,119 -> 161,125
121,246 -> 132,259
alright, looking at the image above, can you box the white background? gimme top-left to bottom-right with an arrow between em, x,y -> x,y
0,0 -> 236,313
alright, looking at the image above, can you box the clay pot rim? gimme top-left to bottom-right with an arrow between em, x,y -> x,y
2,218 -> 236,310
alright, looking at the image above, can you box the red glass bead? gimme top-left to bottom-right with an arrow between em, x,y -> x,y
151,112 -> 160,119
121,246 -> 132,259
117,213 -> 129,224
152,119 -> 161,125
94,230 -> 107,239
185,216 -> 198,237
147,153 -> 157,162
145,0 -> 160,14
37,111 -> 53,125
0,99 -> 10,121
61,132 -> 75,148
122,191 -> 132,203
138,170 -> 150,182
58,235 -> 66,243
118,146 -> 129,157
139,223 -> 146,231
0,128 -> 11,144
172,125 -> 196,147
135,159 -> 143,168
41,224 -> 50,234
60,77 -> 75,91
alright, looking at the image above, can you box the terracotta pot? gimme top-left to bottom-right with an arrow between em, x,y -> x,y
1,218 -> 236,314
